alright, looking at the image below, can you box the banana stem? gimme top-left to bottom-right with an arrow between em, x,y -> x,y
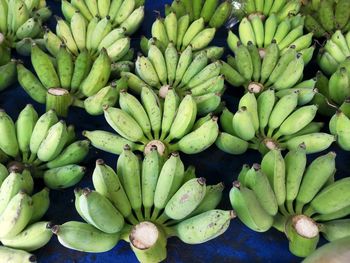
163,226 -> 176,237
303,205 -> 316,218
167,143 -> 179,152
151,207 -> 161,221
134,208 -> 144,222
248,143 -> 259,150
267,128 -> 274,138
286,200 -> 295,215
295,201 -> 304,215
156,212 -> 170,225
272,213 -> 288,232
27,152 -> 37,164
279,204 -> 290,217
33,158 -> 43,166
46,88 -> 72,117
22,151 -> 29,163
126,214 -> 139,226
134,143 -> 146,152
72,98 -> 85,109
144,207 -> 151,220
272,130 -> 282,140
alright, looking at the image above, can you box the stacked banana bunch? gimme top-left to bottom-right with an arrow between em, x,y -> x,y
146,12 -> 217,53
302,0 -> 350,38
0,165 -> 52,261
83,89 -> 219,156
238,0 -> 301,21
165,0 -> 233,29
222,41 -> 315,95
0,106 -> 88,189
216,91 -> 335,155
44,7 -> 142,61
318,30 -> 350,75
228,13 -> 314,59
125,44 -> 225,110
18,43 -> 127,117
0,0 -> 51,51
0,35 -> 16,92
230,147 -> 350,257
52,149 -> 234,263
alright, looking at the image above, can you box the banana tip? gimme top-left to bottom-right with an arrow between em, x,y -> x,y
51,225 -> 60,235
96,159 -> 104,165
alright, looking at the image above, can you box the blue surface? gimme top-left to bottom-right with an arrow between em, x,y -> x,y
1,0 -> 350,262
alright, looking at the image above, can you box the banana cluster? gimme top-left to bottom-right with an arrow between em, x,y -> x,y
216,90 -> 335,155
318,30 -> 350,75
125,43 -> 225,108
232,0 -> 301,21
18,43 -> 126,117
222,41 -> 314,94
52,149 -> 233,263
302,0 -> 350,38
62,0 -> 144,24
165,0 -> 233,29
312,61 -> 350,116
44,10 -> 139,61
329,110 -> 350,150
0,166 -> 52,257
228,14 -> 314,58
0,106 -> 88,189
0,0 -> 51,50
148,12 -> 217,53
230,148 -> 350,257
83,89 -> 219,156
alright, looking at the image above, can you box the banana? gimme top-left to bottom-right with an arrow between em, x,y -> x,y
160,88 -> 179,140
201,0 -> 218,23
31,43 -> 59,89
215,132 -> 249,155
234,42 -> 253,81
56,16 -> 79,55
318,0 -> 334,32
174,45 -> 193,87
208,0 -> 232,28
250,14 -> 264,48
261,149 -> 286,208
230,182 -> 273,232
173,210 -> 234,244
117,145 -> 142,219
182,18 -> 205,49
79,188 -> 124,234
84,83 -> 119,115
273,18 -> 291,44
108,0 -> 122,20
85,0 -> 98,17
148,44 -> 167,85
151,17 -> 169,47
187,61 -> 222,89
80,49 -> 111,97
0,246 -> 36,263
92,159 -> 132,220
97,0 -> 110,18
0,109 -> 19,158
257,89 -> 275,133
120,6 -> 144,35
91,16 -> 112,52
176,14 -> 190,50
260,41 -> 279,84
43,28 -> 62,57
135,55 -> 160,87
285,133 -> 335,154
247,42 -> 261,83
232,107 -> 255,141
190,28 -> 216,51
86,16 -> 98,51
114,0 -> 135,26
37,120 -> 68,162
57,44 -> 73,90
15,104 -> 38,157
167,94 -> 196,141
335,0 -> 350,30
30,188 -> 50,223
70,11 -> 86,52
71,0 -> 93,20
319,219 -> 350,242
164,42 -> 178,86
239,17 -> 256,45
165,178 -> 206,220
52,221 -> 119,253
43,164 -> 85,189
174,116 -> 219,154
1,221 -> 53,251
239,91 -> 259,131
0,191 -> 33,239
305,176 -> 350,217
141,87 -> 162,139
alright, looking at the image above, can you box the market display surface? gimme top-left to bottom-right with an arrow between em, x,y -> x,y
0,0 -> 350,262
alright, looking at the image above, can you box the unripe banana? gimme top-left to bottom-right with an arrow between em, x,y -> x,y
232,107 -> 255,141
0,109 -> 19,158
43,164 -> 85,190
52,221 -> 119,253
0,246 -> 36,263
285,133 -> 335,154
1,221 -> 53,251
319,219 -> 350,242
173,210 -> 234,244
30,188 -> 50,223
215,132 -> 249,155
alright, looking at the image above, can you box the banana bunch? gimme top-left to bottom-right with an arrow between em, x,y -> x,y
311,61 -> 350,116
223,40 -> 314,94
44,10 -> 138,62
0,166 -> 52,256
18,43 -> 128,117
61,0 -> 144,26
317,30 -> 350,75
125,43 -> 225,106
302,0 -> 350,38
230,148 -> 350,257
0,106 -> 88,189
83,89 -> 220,156
216,90 -> 335,155
237,0 -> 301,21
53,150 -> 234,263
164,0 -> 233,29
228,13 -> 314,54
0,0 -> 51,49
146,12 -> 217,53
